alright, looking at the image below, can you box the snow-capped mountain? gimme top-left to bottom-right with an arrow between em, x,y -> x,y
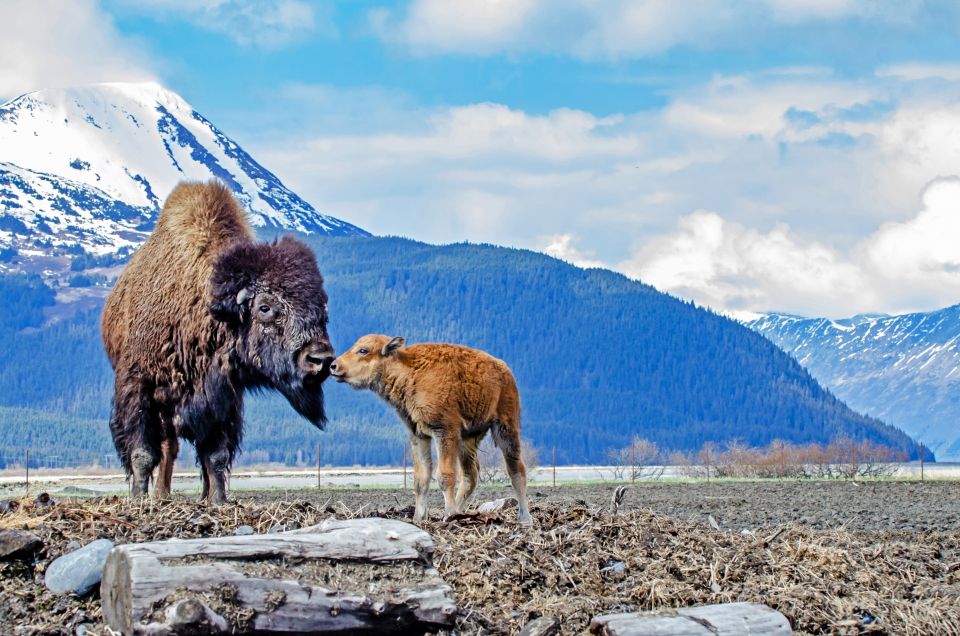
0,82 -> 366,273
749,306 -> 960,461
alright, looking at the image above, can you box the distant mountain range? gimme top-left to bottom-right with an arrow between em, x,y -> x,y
0,82 -> 928,468
749,306 -> 960,461
0,82 -> 366,279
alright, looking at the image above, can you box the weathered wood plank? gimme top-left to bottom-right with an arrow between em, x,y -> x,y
101,518 -> 457,635
590,602 -> 792,636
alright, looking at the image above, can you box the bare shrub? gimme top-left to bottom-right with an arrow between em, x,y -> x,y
606,437 -> 665,481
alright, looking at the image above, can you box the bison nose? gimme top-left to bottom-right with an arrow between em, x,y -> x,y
300,346 -> 335,376
329,361 -> 339,373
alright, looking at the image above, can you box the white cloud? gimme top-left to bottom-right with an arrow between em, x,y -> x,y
115,0 -> 324,48
0,0 -> 154,99
250,69 -> 960,317
622,179 -> 960,317
540,234 -> 605,269
621,211 -> 872,315
371,0 -> 923,59
877,62 -> 960,82
863,178 -> 960,305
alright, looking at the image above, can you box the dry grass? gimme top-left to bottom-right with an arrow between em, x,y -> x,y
0,494 -> 958,635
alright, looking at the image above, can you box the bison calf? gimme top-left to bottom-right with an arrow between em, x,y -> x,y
330,335 -> 532,525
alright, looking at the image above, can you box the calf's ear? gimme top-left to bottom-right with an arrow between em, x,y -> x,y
382,336 -> 405,356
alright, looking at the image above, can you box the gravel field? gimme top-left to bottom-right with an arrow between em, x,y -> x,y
0,480 -> 958,635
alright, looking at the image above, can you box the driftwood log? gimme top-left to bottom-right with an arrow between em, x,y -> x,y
101,518 -> 457,635
590,602 -> 792,635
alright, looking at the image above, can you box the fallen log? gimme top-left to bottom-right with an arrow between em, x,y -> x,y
101,518 -> 457,635
590,602 -> 792,635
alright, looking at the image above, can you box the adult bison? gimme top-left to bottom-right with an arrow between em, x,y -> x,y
102,181 -> 334,503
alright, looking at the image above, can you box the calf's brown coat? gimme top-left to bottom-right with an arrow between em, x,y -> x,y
330,335 -> 531,524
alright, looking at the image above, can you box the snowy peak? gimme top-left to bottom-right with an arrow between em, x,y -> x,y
0,82 -> 366,273
749,305 -> 960,460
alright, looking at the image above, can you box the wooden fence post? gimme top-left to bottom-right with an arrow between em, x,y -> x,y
631,442 -> 636,482
403,445 -> 407,490
920,441 -> 924,482
317,442 -> 321,489
25,449 -> 29,496
851,444 -> 856,481
552,447 -> 556,487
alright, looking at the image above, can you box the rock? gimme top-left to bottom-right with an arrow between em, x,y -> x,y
0,529 -> 43,561
61,486 -> 97,496
477,497 -> 518,513
234,525 -> 255,536
65,540 -> 82,551
0,499 -> 19,514
519,616 -> 560,636
268,523 -> 287,534
45,538 -> 114,595
34,492 -> 54,507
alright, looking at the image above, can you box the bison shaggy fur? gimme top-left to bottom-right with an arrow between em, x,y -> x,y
102,181 -> 334,502
330,335 -> 531,525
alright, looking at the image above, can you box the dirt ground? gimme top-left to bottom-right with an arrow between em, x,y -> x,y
1,480 -> 958,635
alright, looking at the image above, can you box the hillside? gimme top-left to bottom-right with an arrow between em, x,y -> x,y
0,237 -> 925,468
749,308 -> 960,461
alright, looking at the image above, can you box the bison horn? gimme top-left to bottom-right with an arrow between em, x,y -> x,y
236,287 -> 251,305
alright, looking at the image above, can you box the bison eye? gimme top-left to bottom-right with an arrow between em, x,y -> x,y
357,348 -> 369,355
259,304 -> 271,314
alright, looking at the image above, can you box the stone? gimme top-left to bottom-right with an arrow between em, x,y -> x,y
0,499 -> 19,514
45,538 -> 114,595
268,523 -> 287,534
519,616 -> 560,636
234,525 -> 255,536
477,497 -> 518,513
0,529 -> 43,561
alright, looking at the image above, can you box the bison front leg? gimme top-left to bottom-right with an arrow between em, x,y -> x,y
410,434 -> 433,521
198,429 -> 237,505
436,432 -> 461,520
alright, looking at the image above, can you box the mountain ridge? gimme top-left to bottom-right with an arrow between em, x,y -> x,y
749,305 -> 960,460
0,81 -> 367,277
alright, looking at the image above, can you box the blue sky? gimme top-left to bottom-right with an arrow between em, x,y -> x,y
4,0 -> 960,317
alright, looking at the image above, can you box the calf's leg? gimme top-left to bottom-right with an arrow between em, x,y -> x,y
456,435 -> 481,512
436,431 -> 461,519
492,423 -> 532,525
410,434 -> 433,521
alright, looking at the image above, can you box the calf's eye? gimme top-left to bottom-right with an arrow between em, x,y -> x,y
259,304 -> 270,314
358,348 -> 369,355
